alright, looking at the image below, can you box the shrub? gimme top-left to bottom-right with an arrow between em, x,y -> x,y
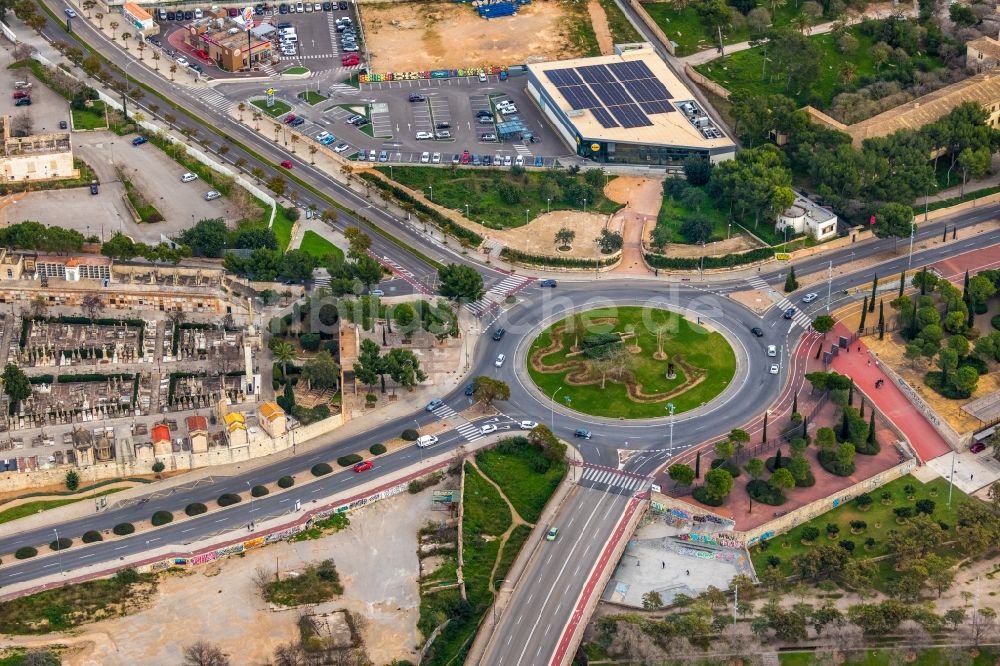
817,449 -> 855,476
401,429 -> 419,441
312,462 -> 334,476
850,520 -> 867,533
113,522 -> 135,536
500,247 -> 620,268
644,246 -> 773,270
335,455 -> 361,468
746,479 -> 785,505
801,526 -> 820,542
893,506 -> 914,520
151,510 -> 173,526
992,314 -> 1000,331
839,539 -> 856,553
14,546 -> 37,559
49,537 -> 72,551
855,493 -> 874,510
369,443 -> 387,455
251,484 -> 270,497
691,485 -> 724,506
709,458 -> 742,478
185,502 -> 207,516
277,475 -> 295,489
82,530 -> 103,543
152,461 -> 165,474
218,493 -> 242,507
855,437 -> 881,455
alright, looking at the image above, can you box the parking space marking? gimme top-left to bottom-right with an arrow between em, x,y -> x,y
369,101 -> 393,138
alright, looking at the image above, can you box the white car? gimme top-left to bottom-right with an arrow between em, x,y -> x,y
203,190 -> 221,201
767,345 -> 777,357
416,434 -> 438,448
315,132 -> 330,142
480,424 -> 498,435
334,143 -> 350,153
519,420 -> 538,430
514,155 -> 524,167
420,151 -> 430,163
415,131 -> 433,140
503,155 -> 512,167
180,172 -> 198,183
432,152 -> 441,164
176,56 -> 190,67
495,353 -> 505,368
802,293 -> 818,303
769,364 -> 780,375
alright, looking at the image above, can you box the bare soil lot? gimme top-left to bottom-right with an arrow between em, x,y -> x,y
362,0 -> 594,72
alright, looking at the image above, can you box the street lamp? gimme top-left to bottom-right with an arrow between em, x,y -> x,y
246,480 -> 255,530
551,386 -> 563,430
583,198 -> 587,214
123,58 -> 138,119
465,203 -> 470,218
666,402 -> 675,452
428,185 -> 433,202
53,528 -> 64,576
547,198 -> 551,214
525,209 -> 529,226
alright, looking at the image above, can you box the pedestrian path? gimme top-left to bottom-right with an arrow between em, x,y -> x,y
829,323 -> 951,462
744,277 -> 813,329
746,276 -> 770,291
370,252 -> 434,295
429,403 -> 483,442
580,464 -> 648,494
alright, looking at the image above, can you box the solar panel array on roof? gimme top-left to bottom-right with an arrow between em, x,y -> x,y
543,59 -> 677,131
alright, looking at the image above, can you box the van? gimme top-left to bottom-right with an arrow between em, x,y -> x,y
281,34 -> 297,42
416,435 -> 438,448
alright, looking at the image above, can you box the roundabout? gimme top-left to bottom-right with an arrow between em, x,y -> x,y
525,306 -> 737,419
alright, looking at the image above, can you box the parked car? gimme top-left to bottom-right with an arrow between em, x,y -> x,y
320,135 -> 336,145
194,8 -> 203,18
89,180 -> 99,195
534,155 -> 544,167
574,429 -> 592,439
415,131 -> 433,140
184,10 -> 194,20
367,149 -> 377,161
420,151 -> 430,163
176,56 -> 190,67
471,154 -> 481,166
280,159 -> 293,168
476,109 -> 492,117
480,133 -> 496,142
322,1 -> 332,9
379,150 -> 389,162
283,114 -> 297,124
334,143 -> 350,153
58,120 -> 68,129
204,190 -> 221,201
478,115 -> 494,124
409,93 -> 425,102
435,130 -> 451,139
338,0 -> 348,8
132,136 -> 148,146
14,97 -> 30,106
342,44 -> 359,52
970,441 -> 986,453
278,4 -> 289,12
342,54 -> 359,66
166,11 -> 175,19
515,155 -> 524,166
426,399 -> 443,412
460,151 -> 470,165
290,117 -> 305,127
452,153 -> 460,164
180,172 -> 198,182
502,155 -> 512,166
315,131 -> 331,142
482,155 -> 492,166
370,289 -> 384,296
12,90 -> 28,99
353,460 -> 373,473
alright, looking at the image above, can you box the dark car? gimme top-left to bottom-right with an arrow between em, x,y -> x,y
435,121 -> 451,129
492,327 -> 505,341
189,63 -> 203,73
534,155 -> 544,167
540,279 -> 557,288
228,7 -> 239,16
184,10 -> 194,19
322,1 -> 332,9
174,11 -> 184,20
339,0 -> 348,8
574,429 -> 592,439
408,93 -> 425,102
278,3 -> 288,11
58,120 -> 68,129
476,109 -> 492,117
464,383 -> 474,396
277,20 -> 291,27
751,326 -> 764,337
89,180 -> 99,195
783,307 -> 796,320
166,10 -> 175,19
13,97 -> 30,106
132,136 -> 148,146
971,441 -> 986,453
482,155 -> 492,166
290,117 -> 305,126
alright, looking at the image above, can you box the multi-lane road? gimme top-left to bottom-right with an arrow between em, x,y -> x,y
6,3 -> 1000,663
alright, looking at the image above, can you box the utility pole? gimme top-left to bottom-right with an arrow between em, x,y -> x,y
825,261 -> 832,312
667,402 -> 675,453
907,220 -> 916,269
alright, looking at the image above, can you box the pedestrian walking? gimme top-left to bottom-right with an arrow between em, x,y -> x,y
857,346 -> 861,353
662,561 -> 665,569
637,559 -> 640,566
686,570 -> 690,576
867,359 -> 871,367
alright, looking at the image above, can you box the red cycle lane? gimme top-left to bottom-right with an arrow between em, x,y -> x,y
550,495 -> 642,666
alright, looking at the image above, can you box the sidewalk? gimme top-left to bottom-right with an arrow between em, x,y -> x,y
829,323 -> 951,462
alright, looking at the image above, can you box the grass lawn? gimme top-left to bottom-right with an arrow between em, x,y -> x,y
262,559 -> 342,605
300,230 -> 345,262
282,66 -> 310,75
656,185 -> 732,244
779,648 -> 1000,665
0,569 -> 155,634
560,0 -> 601,57
271,205 -> 295,252
0,488 -> 123,525
476,439 -> 566,524
599,0 -> 642,44
375,166 -> 623,230
120,174 -> 164,224
644,1 -> 806,57
252,98 -> 292,118
750,474 -> 967,592
71,101 -> 107,130
297,90 -> 328,105
528,306 -> 736,418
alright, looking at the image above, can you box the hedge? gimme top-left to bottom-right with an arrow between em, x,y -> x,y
709,458 -> 741,478
401,429 -> 419,441
82,530 -> 103,543
369,443 -> 387,455
185,502 -> 208,516
277,475 -> 295,489
151,510 -> 174,526
312,462 -> 334,476
49,537 -> 72,551
218,493 -> 242,507
359,172 -> 484,247
643,247 -> 774,270
251,484 -> 270,497
691,486 -> 724,506
746,479 -> 785,506
14,546 -> 37,559
113,522 -> 135,536
500,247 -> 619,269
336,454 -> 362,468
992,314 -> 1000,331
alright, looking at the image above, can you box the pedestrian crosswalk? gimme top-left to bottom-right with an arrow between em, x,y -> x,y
463,274 -> 534,317
328,82 -> 360,96
580,465 -> 648,494
745,277 -> 813,329
186,86 -> 232,114
430,404 -> 483,442
512,143 -> 532,156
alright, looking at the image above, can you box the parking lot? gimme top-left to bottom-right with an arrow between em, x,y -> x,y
0,62 -> 69,135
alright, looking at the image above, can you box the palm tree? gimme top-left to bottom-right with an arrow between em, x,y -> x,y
253,111 -> 262,131
290,133 -> 299,153
792,14 -> 809,34
308,144 -> 318,164
169,63 -> 177,81
136,40 -> 145,60
237,101 -> 246,121
218,145 -> 230,157
164,112 -> 176,126
272,341 -> 295,376
839,63 -> 857,85
251,166 -> 265,183
25,14 -> 45,34
152,51 -> 160,71
234,157 -> 247,171
273,123 -> 281,142
82,0 -> 96,16
109,20 -> 119,40
121,32 -> 131,49
94,11 -> 103,27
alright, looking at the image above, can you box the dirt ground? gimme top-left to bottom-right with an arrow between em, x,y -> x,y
606,176 -> 662,274
588,0 -> 614,54
361,1 -> 588,72
5,490 -> 442,666
488,210 -> 611,258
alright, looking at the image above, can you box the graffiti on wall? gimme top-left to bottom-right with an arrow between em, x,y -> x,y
746,530 -> 775,547
150,559 -> 171,572
243,536 -> 266,551
215,543 -> 245,558
335,482 -> 409,515
190,551 -> 218,566
677,532 -> 745,549
693,514 -> 732,527
265,527 -> 300,544
676,545 -> 745,563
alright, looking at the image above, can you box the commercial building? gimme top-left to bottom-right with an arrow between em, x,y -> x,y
187,23 -> 271,71
775,195 -> 839,242
526,43 -> 735,165
0,116 -> 77,183
121,2 -> 158,38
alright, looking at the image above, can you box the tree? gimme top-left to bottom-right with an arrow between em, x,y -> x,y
770,468 -> 795,492
968,274 -> 997,311
554,227 -> 576,248
704,468 -> 734,502
270,342 -> 296,378
668,463 -> 695,486
815,427 -> 836,451
526,423 -> 567,463
472,376 -> 510,410
343,227 -> 371,259
383,348 -> 427,389
680,212 -> 713,244
949,3 -> 976,26
784,266 -> 798,293
872,203 -> 913,253
859,296 -> 869,331
177,218 -> 229,258
642,590 -> 664,610
438,263 -> 484,301
393,302 -> 417,331
596,228 -> 624,254
953,365 -> 979,397
745,457 -> 764,480
81,294 -> 104,321
683,155 -> 712,186
183,641 -> 230,666
301,351 -> 339,391
65,469 -> 80,491
877,300 -> 885,340
812,315 -> 834,338
2,362 -> 31,409
152,461 -> 165,474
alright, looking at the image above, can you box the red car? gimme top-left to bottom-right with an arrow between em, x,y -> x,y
280,159 -> 293,169
12,90 -> 28,99
460,150 -> 471,165
341,54 -> 359,66
283,114 -> 297,124
970,441 -> 986,453
353,460 -> 373,473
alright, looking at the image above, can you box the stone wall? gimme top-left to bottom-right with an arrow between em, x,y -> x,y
684,64 -> 730,100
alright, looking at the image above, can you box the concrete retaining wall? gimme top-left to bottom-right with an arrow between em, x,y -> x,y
684,64 -> 730,100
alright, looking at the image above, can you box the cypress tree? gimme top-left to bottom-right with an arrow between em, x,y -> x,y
867,412 -> 876,446
792,392 -> 798,415
860,398 -> 865,418
695,450 -> 701,479
802,415 -> 808,439
774,448 -> 782,469
942,227 -> 947,243
784,266 -> 798,293
868,274 -> 878,312
840,409 -> 850,441
848,379 -> 854,407
878,300 -> 885,340
762,412 -> 768,442
962,270 -> 970,300
859,296 -> 869,331
898,270 -> 905,299
920,266 -> 928,295
952,226 -> 957,240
